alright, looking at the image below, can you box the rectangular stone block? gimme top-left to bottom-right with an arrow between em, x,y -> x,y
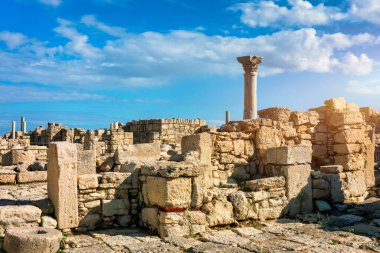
246,176 -> 285,191
77,145 -> 96,175
266,145 -> 311,165
0,170 -> 16,184
345,170 -> 367,198
328,112 -> 363,127
324,97 -> 346,110
181,133 -> 212,166
47,142 -> 79,229
322,173 -> 344,203
145,176 -> 191,208
115,143 -> 161,165
320,165 -> 343,174
78,174 -> 99,190
333,144 -> 361,154
17,171 -> 47,183
282,164 -> 313,216
255,127 -> 282,150
334,153 -> 365,171
102,199 -> 130,216
334,129 -> 365,144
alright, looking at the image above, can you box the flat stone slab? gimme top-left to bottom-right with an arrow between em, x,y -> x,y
61,219 -> 377,253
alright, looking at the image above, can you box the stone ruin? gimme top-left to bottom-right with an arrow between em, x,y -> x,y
0,57 -> 380,252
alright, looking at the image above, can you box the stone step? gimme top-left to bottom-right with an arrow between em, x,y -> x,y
0,205 -> 42,236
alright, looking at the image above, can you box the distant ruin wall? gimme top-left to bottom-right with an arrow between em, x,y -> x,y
126,119 -> 205,147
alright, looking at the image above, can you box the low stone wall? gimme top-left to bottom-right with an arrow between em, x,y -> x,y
77,172 -> 139,230
0,146 -> 48,184
126,119 -> 205,147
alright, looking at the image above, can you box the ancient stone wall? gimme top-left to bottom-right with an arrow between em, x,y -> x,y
77,172 -> 139,230
126,119 -> 205,147
0,146 -> 48,184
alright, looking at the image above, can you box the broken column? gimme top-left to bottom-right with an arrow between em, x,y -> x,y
237,55 -> 263,120
11,121 -> 16,139
266,145 -> 313,216
21,116 -> 26,134
47,142 -> 79,229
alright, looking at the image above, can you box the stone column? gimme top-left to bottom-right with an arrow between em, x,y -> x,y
225,111 -> 230,124
11,121 -> 16,139
21,116 -> 26,134
237,56 -> 263,120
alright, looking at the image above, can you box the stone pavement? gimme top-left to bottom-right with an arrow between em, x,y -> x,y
62,220 -> 380,253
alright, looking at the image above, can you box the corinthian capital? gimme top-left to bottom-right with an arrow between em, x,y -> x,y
237,55 -> 263,73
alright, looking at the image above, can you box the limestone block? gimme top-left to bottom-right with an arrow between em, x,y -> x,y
17,171 -> 47,183
365,143 -> 375,188
324,97 -> 346,110
47,142 -> 78,229
102,199 -> 130,216
41,216 -> 57,229
291,112 -> 309,126
334,129 -> 365,144
346,102 -> 360,112
258,107 -> 291,122
141,207 -> 159,231
78,214 -> 101,229
215,141 -> 233,153
0,205 -> 41,236
345,170 -> 367,197
191,176 -> 204,208
255,126 -> 282,150
320,165 -> 343,174
228,191 -> 256,221
11,149 -> 36,165
282,164 -> 313,216
266,145 -> 311,165
312,179 -> 329,189
0,169 -> 16,184
202,200 -> 235,227
322,173 -> 345,203
334,153 -> 365,171
146,176 -> 192,208
248,191 -> 270,202
312,145 -> 328,158
257,206 -> 284,221
182,133 -> 212,165
4,227 -> 62,253
115,143 -> 161,165
246,176 -> 285,191
78,174 -> 99,190
233,139 -> 245,156
99,156 -> 115,172
333,144 -> 361,154
328,112 -> 363,127
77,148 -> 96,175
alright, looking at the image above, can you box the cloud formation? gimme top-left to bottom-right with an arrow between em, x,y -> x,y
347,79 -> 380,94
232,0 -> 380,28
0,16 -> 377,90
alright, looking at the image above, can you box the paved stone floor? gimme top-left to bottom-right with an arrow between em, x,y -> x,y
62,220 -> 380,253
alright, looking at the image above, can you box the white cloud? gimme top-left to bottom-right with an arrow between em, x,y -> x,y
0,31 -> 28,49
230,0 -> 345,28
81,15 -> 127,37
54,18 -> 101,58
347,79 -> 380,94
350,0 -> 380,25
0,17 -> 377,89
338,53 -> 374,75
38,0 -> 61,7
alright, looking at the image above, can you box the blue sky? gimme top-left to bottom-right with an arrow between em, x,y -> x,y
0,0 -> 379,134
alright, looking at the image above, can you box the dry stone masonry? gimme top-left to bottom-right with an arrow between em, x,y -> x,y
0,97 -> 379,253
